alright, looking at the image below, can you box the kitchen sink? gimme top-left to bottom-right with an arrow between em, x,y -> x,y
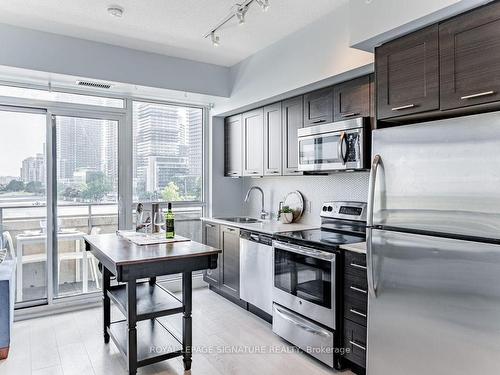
215,217 -> 262,224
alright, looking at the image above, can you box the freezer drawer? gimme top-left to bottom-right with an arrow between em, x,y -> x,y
272,303 -> 334,368
367,229 -> 500,375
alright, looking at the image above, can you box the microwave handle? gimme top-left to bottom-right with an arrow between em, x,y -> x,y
338,131 -> 347,164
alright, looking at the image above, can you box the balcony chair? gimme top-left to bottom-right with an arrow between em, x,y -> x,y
58,226 -> 101,290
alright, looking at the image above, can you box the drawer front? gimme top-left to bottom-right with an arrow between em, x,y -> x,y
344,272 -> 368,301
344,319 -> 367,368
272,304 -> 334,368
345,251 -> 367,277
344,293 -> 368,326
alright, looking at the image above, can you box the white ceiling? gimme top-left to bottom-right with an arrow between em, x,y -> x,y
0,0 -> 345,67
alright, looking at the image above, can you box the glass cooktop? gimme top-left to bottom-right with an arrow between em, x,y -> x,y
275,228 -> 365,249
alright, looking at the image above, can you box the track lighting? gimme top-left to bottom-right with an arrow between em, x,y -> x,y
235,6 -> 247,25
255,0 -> 269,11
210,31 -> 220,47
203,0 -> 270,45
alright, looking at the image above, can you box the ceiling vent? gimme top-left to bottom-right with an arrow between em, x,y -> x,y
76,80 -> 111,89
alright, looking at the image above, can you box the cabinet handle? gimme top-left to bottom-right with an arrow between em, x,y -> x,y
226,227 -> 236,232
349,309 -> 367,318
269,171 -> 280,174
391,104 -> 415,111
206,223 -> 216,228
341,112 -> 359,118
311,119 -> 326,124
349,340 -> 366,351
350,286 -> 367,294
460,91 -> 495,100
350,262 -> 367,270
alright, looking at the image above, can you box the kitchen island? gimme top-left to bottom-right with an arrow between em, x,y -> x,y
84,233 -> 221,375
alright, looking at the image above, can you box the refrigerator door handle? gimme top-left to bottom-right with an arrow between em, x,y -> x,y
367,154 -> 381,297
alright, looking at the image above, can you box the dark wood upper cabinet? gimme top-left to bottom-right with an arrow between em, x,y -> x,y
303,87 -> 334,126
440,1 -> 500,110
334,75 -> 371,121
376,24 -> 439,119
282,96 -> 303,176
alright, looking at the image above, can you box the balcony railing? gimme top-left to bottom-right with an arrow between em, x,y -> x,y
0,202 -> 202,304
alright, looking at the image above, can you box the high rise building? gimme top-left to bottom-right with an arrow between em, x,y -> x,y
56,117 -> 103,181
134,103 -> 189,193
20,153 -> 45,184
102,121 -> 118,188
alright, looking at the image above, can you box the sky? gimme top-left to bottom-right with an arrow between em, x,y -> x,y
0,111 -> 46,177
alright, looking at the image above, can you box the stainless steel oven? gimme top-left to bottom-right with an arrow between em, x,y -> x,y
297,117 -> 370,172
273,240 -> 336,329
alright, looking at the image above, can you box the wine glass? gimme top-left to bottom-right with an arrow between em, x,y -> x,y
154,211 -> 165,233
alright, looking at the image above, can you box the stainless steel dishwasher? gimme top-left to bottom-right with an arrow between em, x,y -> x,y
239,230 -> 273,315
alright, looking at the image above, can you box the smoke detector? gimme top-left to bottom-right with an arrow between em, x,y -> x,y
107,5 -> 124,18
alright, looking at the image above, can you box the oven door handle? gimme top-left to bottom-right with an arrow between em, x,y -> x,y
274,305 -> 332,338
273,241 -> 335,262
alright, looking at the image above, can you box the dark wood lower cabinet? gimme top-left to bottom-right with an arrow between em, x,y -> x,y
343,250 -> 368,372
202,223 -> 240,300
202,222 -> 220,286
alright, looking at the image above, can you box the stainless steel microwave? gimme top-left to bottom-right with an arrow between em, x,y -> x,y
297,117 -> 371,172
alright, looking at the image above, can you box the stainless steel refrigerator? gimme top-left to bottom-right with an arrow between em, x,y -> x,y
366,111 -> 500,375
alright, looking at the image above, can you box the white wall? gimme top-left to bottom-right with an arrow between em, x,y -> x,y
0,23 -> 230,98
241,173 -> 370,226
213,1 -> 373,117
349,0 -> 492,51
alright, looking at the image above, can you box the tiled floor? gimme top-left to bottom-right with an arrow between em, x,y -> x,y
0,287 -> 354,375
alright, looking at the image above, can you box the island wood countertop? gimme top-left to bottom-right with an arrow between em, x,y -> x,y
84,233 -> 221,281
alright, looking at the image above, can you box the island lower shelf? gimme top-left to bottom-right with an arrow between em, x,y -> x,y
108,318 -> 183,367
107,282 -> 184,321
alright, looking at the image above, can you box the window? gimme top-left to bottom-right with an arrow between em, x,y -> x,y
0,85 -> 124,108
132,101 -> 203,202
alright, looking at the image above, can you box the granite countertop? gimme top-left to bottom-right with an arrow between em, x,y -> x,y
339,241 -> 367,254
201,217 -> 317,235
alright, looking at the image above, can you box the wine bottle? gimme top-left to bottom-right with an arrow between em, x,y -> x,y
165,202 -> 175,239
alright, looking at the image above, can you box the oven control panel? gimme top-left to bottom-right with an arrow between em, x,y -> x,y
320,201 -> 367,221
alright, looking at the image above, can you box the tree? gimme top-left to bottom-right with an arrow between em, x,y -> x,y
25,181 -> 44,194
162,182 -> 182,202
6,179 -> 25,192
81,173 -> 112,202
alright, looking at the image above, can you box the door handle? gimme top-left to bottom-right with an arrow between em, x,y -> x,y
311,119 -> 326,124
460,91 -> 495,100
350,262 -> 366,270
349,340 -> 366,351
349,308 -> 367,318
391,104 -> 415,111
367,154 -> 381,298
350,286 -> 368,294
341,112 -> 359,118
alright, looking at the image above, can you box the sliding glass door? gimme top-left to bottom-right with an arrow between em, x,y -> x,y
0,107 -> 49,306
53,113 -> 120,298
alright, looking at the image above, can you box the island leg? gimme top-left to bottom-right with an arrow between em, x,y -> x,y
102,266 -> 111,344
182,271 -> 192,371
127,279 -> 138,375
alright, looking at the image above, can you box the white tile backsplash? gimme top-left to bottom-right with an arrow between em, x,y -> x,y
241,172 -> 370,226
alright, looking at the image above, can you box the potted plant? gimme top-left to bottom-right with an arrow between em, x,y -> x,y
279,206 -> 294,224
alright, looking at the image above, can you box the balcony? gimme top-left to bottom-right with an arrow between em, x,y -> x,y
0,203 -> 202,305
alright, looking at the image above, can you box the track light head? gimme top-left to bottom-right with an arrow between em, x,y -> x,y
256,0 -> 269,11
210,31 -> 220,47
236,6 -> 247,25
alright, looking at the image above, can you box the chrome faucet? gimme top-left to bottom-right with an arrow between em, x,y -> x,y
244,186 -> 269,220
